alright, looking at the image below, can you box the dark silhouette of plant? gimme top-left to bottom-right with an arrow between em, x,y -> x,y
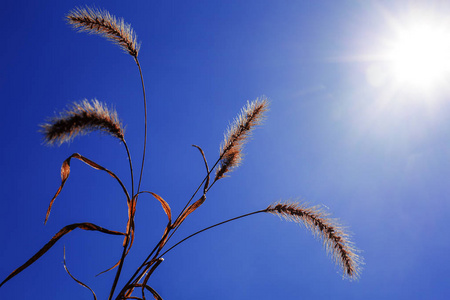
0,6 -> 362,300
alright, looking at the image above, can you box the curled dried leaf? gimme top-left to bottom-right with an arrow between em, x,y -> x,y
192,145 -> 210,193
44,153 -> 130,224
63,246 -> 97,300
144,192 -> 172,223
173,195 -> 206,228
0,223 -> 125,287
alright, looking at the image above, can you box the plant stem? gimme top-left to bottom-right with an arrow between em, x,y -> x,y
159,209 -> 267,258
135,57 -> 147,194
109,56 -> 147,300
122,140 -> 134,200
116,149 -> 226,297
118,209 -> 267,298
164,156 -> 223,247
116,229 -> 167,299
109,235 -> 130,300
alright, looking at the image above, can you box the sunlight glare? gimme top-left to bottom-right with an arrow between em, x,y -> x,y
388,21 -> 450,90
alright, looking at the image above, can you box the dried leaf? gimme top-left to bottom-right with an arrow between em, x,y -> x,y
0,223 -> 125,287
141,191 -> 171,223
173,195 -> 206,228
192,145 -> 210,193
158,225 -> 170,251
44,153 -> 130,224
44,157 -> 71,224
63,246 -> 97,300
97,197 -> 136,276
145,285 -> 163,300
134,284 -> 163,300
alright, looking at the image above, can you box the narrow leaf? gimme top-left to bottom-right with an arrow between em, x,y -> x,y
134,284 -> 163,300
64,246 -> 97,300
173,195 -> 206,228
141,191 -> 171,223
192,145 -> 210,193
97,198 -> 136,276
45,157 -> 71,224
44,153 -> 130,224
144,285 -> 163,300
0,223 -> 125,287
158,225 -> 170,251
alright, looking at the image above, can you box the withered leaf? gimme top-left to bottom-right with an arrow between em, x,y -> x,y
173,195 -> 206,228
0,223 -> 125,287
192,145 -> 210,193
63,246 -> 97,300
143,191 -> 171,224
44,153 -> 130,224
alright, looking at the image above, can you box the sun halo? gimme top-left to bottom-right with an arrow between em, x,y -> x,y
386,16 -> 450,91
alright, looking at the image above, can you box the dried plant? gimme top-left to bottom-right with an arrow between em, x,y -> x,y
1,6 -> 362,300
215,99 -> 269,181
41,99 -> 125,146
266,202 -> 361,278
67,6 -> 140,57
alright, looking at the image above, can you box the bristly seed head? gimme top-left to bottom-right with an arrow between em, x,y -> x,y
266,202 -> 362,279
215,97 -> 269,180
66,6 -> 140,57
40,99 -> 125,146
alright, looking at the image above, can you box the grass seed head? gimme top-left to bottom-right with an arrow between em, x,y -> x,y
67,6 -> 140,57
215,97 -> 269,180
266,201 -> 362,279
41,99 -> 125,146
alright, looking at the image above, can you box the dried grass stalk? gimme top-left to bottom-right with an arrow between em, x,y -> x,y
215,98 -> 269,180
266,202 -> 361,279
41,99 -> 124,145
67,6 -> 140,57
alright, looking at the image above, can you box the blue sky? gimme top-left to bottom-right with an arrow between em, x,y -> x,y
1,0 -> 450,299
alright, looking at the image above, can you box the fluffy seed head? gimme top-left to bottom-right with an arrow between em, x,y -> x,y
67,6 -> 140,57
215,98 -> 269,180
41,99 -> 125,146
266,202 -> 362,279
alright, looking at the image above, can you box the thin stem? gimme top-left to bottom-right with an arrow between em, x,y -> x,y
122,139 -> 134,199
159,209 -> 267,258
117,156 -> 223,298
108,140 -> 135,300
110,56 -> 146,300
121,209 -> 266,298
116,228 -> 166,299
165,156 -> 222,245
135,58 -> 147,194
141,258 -> 164,299
109,235 -> 130,300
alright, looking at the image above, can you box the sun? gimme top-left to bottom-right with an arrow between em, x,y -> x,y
386,15 -> 450,91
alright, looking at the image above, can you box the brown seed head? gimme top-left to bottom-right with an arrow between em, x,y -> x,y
266,202 -> 362,279
67,6 -> 140,57
215,98 -> 269,180
41,99 -> 125,146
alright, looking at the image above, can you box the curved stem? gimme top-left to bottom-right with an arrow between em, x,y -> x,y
109,234 -> 131,300
116,156 -> 224,298
119,209 -> 266,298
108,140 -> 135,300
164,156 -> 223,248
116,228 -> 167,299
135,57 -> 147,194
160,209 -> 267,258
109,56 -> 146,300
122,139 -> 134,200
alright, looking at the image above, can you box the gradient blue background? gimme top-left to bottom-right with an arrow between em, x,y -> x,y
1,0 -> 450,299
